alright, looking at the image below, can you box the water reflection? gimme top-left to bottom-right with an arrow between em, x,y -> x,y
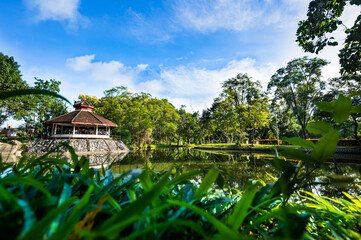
82,148 -> 361,196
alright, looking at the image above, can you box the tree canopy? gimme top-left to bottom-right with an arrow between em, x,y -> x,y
268,57 -> 328,139
297,0 -> 361,74
0,52 -> 28,125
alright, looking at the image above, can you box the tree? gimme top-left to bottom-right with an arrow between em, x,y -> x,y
220,73 -> 269,144
95,86 -> 180,146
78,94 -> 98,106
0,52 -> 28,125
22,78 -> 68,131
268,57 -> 328,139
297,0 -> 361,74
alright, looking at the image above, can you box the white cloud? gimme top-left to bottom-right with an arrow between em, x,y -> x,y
66,55 -> 148,88
171,0 -> 307,33
24,0 -> 88,28
63,55 -> 279,112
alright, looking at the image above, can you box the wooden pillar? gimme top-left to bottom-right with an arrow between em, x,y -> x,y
54,124 -> 57,135
73,125 -> 75,135
96,125 -> 98,135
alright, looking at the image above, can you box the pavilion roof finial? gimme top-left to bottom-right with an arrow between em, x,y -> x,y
73,101 -> 94,111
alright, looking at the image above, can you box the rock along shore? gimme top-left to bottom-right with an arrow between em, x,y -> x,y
26,138 -> 129,154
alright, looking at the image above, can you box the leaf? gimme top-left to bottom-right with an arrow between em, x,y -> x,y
281,149 -> 313,163
122,219 -> 209,240
19,197 -> 77,240
0,89 -> 71,104
306,121 -> 333,135
94,172 -> 171,238
0,176 -> 51,197
333,95 -> 352,123
227,181 -> 260,231
311,128 -> 339,164
194,166 -> 220,199
18,199 -> 36,238
268,158 -> 293,173
167,200 -> 239,239
348,90 -> 361,97
281,137 -> 314,149
315,101 -> 335,112
351,106 -> 361,113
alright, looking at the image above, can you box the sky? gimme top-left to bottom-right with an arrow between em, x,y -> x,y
0,0 -> 359,127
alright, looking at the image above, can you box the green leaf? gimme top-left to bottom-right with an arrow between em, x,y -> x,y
167,200 -> 239,239
95,172 -> 171,237
351,106 -> 361,113
19,197 -> 77,240
281,149 -> 313,163
0,89 -> 71,104
18,199 -> 36,238
348,90 -> 361,97
281,137 -> 314,149
268,158 -> 293,173
167,170 -> 203,186
194,166 -> 220,199
227,181 -> 260,231
306,121 -> 333,135
333,95 -> 352,123
315,101 -> 335,112
0,176 -> 51,197
311,128 -> 339,164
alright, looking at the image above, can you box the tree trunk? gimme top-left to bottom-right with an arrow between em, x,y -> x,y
301,124 -> 307,139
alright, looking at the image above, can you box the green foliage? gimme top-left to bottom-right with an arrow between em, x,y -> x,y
206,73 -> 270,144
297,0 -> 361,74
268,57 -> 328,139
0,90 -> 360,239
0,52 -> 29,125
95,86 -> 180,146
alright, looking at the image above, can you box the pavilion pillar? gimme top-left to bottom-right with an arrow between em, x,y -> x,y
96,125 -> 98,135
73,125 -> 76,135
54,124 -> 57,135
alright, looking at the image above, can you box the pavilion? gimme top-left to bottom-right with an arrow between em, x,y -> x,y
45,101 -> 117,139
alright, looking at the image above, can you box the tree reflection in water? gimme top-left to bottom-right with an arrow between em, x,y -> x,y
82,148 -> 360,197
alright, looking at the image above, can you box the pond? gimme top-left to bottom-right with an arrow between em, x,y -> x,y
80,148 -> 361,198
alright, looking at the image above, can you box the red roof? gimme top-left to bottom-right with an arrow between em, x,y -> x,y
45,101 -> 117,127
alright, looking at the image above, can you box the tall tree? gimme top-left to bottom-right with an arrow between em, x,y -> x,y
22,78 -> 68,131
0,52 -> 28,125
268,57 -> 328,139
220,73 -> 269,143
297,0 -> 361,74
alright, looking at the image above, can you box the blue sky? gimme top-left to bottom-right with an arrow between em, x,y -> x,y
0,0 -> 358,126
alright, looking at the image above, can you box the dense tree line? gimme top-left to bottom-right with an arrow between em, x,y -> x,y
0,50 -> 360,145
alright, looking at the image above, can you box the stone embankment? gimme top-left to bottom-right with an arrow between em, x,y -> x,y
26,139 -> 129,154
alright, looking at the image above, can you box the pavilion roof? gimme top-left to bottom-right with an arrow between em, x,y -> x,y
45,102 -> 117,127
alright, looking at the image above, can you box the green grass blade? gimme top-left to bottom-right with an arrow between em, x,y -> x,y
123,219 -> 209,240
167,199 -> 239,239
18,199 -> 36,238
194,166 -> 219,199
0,176 -> 51,197
227,181 -> 259,231
94,172 -> 171,237
19,197 -> 77,240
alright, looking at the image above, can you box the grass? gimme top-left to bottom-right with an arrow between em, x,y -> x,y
0,142 -> 360,239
